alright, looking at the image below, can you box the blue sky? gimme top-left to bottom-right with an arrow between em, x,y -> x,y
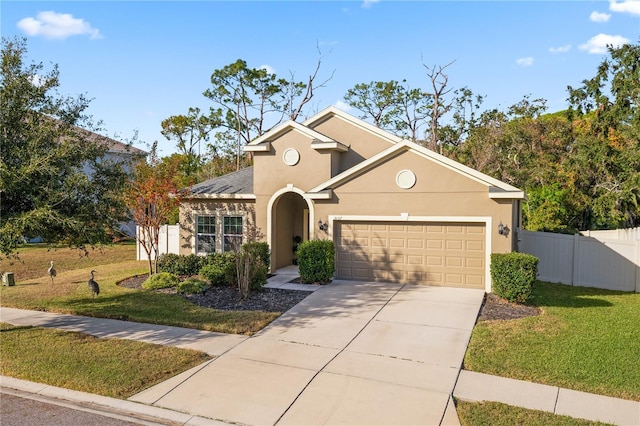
2,1 -> 639,156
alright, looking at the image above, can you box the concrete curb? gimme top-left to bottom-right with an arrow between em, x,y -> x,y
0,376 -> 231,425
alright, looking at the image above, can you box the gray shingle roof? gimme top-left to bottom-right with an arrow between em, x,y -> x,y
189,166 -> 254,196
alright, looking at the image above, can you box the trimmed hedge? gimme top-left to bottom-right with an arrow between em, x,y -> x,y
142,272 -> 180,290
490,252 -> 539,303
157,253 -> 204,276
297,240 -> 335,284
199,253 -> 235,287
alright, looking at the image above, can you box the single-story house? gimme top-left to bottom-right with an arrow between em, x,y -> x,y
179,106 -> 525,291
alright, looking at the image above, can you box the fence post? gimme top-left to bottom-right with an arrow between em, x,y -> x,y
571,234 -> 580,287
636,240 -> 640,293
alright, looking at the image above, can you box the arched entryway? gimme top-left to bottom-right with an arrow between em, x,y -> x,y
269,189 -> 313,270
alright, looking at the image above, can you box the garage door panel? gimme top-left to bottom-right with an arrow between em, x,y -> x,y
335,221 -> 485,289
446,257 -> 464,267
466,241 -> 484,251
407,239 -> 424,249
446,240 -> 463,250
389,239 -> 406,248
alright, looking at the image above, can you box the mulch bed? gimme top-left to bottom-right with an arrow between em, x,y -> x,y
117,275 -> 312,312
477,292 -> 541,321
118,275 -> 540,320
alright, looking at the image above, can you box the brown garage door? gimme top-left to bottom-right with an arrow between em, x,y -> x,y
335,221 -> 485,289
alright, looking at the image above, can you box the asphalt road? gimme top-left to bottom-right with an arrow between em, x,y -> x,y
0,389 -> 169,426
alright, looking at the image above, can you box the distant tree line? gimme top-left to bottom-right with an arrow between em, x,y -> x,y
166,42 -> 639,233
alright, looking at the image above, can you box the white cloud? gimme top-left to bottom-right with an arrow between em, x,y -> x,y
259,64 -> 276,74
516,57 -> 534,67
362,0 -> 380,9
29,74 -> 48,87
549,44 -> 571,54
335,100 -> 352,112
17,11 -> 103,40
609,0 -> 640,15
590,11 -> 611,22
579,33 -> 630,54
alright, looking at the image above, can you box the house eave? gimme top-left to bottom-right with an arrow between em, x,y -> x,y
304,189 -> 333,200
488,186 -> 526,199
311,141 -> 349,152
243,142 -> 271,152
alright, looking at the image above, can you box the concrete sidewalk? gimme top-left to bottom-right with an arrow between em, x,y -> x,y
454,370 -> 640,426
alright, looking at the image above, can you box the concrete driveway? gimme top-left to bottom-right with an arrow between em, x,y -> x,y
130,280 -> 485,425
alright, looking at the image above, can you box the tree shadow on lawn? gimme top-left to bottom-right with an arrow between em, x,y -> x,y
530,281 -> 627,309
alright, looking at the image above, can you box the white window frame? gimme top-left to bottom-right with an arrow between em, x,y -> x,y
196,215 -> 217,255
222,215 -> 244,252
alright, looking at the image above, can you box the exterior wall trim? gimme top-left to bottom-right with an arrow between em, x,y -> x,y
328,214 -> 493,292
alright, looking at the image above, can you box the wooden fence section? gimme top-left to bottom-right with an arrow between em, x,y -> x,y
520,229 -> 640,293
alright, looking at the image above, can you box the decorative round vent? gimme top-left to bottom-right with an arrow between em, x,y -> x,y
396,169 -> 416,189
283,148 -> 300,166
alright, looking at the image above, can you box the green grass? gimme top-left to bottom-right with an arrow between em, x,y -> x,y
0,244 -> 280,335
0,322 -> 210,398
464,281 -> 640,401
456,400 -> 613,426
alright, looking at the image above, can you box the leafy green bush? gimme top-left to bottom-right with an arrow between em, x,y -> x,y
199,253 -> 235,287
177,277 -> 210,295
242,242 -> 270,271
490,252 -> 539,303
157,254 -> 204,276
297,240 -> 335,284
142,272 -> 180,290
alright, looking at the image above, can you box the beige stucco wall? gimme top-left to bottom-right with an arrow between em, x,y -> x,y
178,199 -> 257,255
253,129 -> 334,196
311,149 -> 516,255
309,115 -> 395,173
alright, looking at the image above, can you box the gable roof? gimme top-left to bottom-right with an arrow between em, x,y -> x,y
307,139 -> 525,199
186,166 -> 255,199
245,120 -> 338,152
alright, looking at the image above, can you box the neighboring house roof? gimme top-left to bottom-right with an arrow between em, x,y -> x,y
72,125 -> 147,156
308,140 -> 525,199
187,167 -> 255,199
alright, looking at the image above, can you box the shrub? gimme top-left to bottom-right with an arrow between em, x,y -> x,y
199,253 -> 235,287
142,272 -> 180,290
242,242 -> 270,271
177,277 -> 210,295
297,240 -> 335,284
490,252 -> 539,303
157,253 -> 204,276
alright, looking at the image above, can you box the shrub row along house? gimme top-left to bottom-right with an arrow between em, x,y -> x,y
179,107 -> 524,292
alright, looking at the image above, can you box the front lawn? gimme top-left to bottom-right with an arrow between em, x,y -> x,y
0,244 -> 280,335
456,400 -> 613,426
464,281 -> 640,401
0,323 -> 210,398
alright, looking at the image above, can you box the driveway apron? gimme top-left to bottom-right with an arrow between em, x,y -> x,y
130,280 -> 485,425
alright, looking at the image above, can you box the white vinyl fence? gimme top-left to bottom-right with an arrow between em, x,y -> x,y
136,225 -> 180,261
519,228 -> 640,293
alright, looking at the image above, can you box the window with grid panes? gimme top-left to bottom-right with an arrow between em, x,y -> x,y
196,215 -> 216,254
223,216 -> 243,252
